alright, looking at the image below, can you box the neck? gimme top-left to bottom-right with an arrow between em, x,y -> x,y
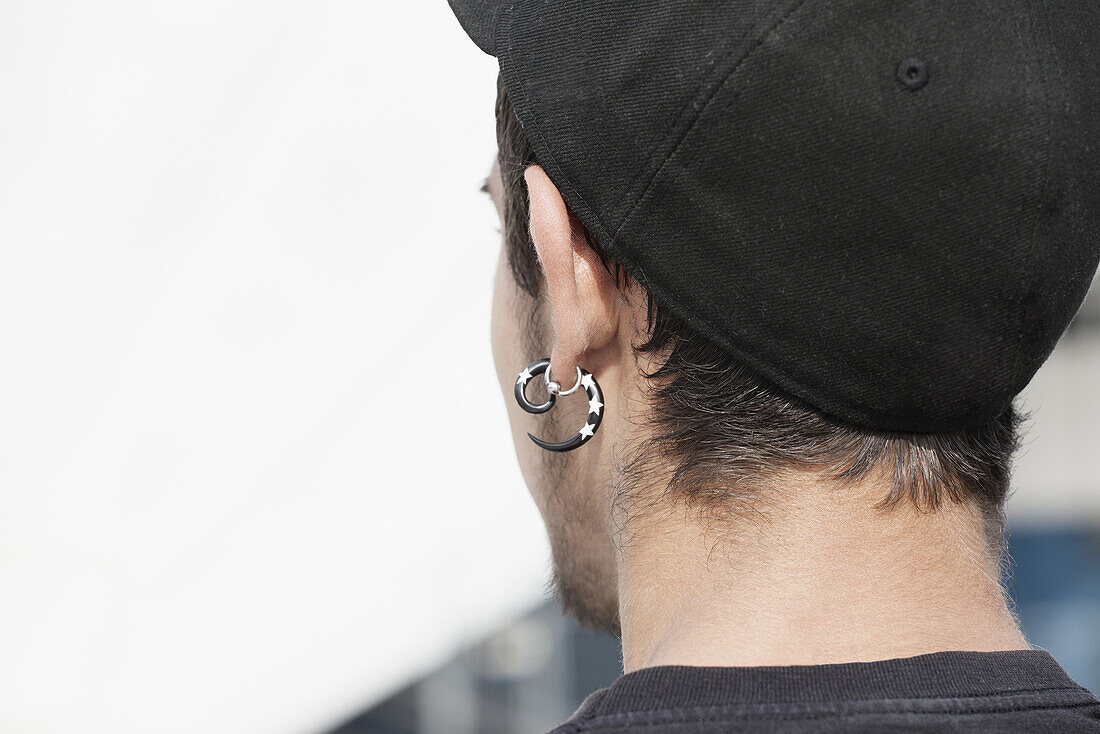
615,472 -> 1028,673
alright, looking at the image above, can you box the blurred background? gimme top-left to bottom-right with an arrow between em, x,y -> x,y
0,3 -> 1096,733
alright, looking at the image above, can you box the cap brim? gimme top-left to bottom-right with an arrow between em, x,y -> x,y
447,0 -> 503,56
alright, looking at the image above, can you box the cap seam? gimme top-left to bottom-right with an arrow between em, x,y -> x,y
608,0 -> 815,239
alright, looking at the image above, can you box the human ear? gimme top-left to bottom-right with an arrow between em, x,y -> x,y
524,165 -> 619,380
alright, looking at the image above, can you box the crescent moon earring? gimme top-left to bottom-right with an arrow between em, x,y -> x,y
514,358 -> 604,452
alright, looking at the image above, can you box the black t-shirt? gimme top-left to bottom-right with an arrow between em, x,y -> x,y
551,650 -> 1100,733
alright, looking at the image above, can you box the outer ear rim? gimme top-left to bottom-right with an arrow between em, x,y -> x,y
525,165 -> 622,381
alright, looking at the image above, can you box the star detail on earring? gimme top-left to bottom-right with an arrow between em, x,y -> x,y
580,373 -> 596,390
517,366 -> 533,385
588,397 -> 604,415
579,422 -> 596,439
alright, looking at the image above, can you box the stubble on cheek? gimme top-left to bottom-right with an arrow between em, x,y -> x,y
492,245 -> 621,635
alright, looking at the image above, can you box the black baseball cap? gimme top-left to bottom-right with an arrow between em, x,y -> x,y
447,0 -> 1100,433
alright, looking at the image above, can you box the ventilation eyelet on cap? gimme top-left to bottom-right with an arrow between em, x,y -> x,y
896,57 -> 930,90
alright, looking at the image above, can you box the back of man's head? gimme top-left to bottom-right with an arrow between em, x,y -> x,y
456,0 -> 1099,663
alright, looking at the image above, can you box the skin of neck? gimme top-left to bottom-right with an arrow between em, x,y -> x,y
613,469 -> 1029,673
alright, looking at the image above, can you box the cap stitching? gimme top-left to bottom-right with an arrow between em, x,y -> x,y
608,0 -> 814,239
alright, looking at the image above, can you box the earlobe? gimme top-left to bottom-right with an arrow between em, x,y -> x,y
524,165 -> 620,377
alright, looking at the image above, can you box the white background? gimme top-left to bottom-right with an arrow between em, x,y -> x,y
0,3 -> 548,733
0,2 -> 1096,733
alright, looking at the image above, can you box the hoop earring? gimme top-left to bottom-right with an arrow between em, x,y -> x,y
514,358 -> 604,452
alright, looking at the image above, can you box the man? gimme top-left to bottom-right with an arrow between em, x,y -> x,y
449,1 -> 1100,731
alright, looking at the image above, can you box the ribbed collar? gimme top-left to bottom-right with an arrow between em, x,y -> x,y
577,650 -> 1086,717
